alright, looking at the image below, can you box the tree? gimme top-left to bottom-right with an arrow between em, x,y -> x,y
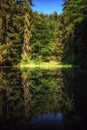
0,0 -> 32,66
61,0 -> 87,66
30,11 -> 59,62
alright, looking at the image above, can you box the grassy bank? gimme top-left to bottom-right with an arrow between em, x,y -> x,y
0,62 -> 78,69
19,61 -> 76,69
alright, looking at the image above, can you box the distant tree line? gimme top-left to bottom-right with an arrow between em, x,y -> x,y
29,11 -> 63,63
0,0 -> 87,67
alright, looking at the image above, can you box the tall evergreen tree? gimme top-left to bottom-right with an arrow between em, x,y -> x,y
0,0 -> 32,66
30,11 -> 59,62
62,0 -> 87,66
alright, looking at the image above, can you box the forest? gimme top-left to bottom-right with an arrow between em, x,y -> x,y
0,0 -> 87,68
0,1 -> 87,130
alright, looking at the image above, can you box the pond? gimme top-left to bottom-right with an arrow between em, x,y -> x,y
0,67 -> 87,130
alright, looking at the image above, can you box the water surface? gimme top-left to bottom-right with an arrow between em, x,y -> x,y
0,67 -> 87,130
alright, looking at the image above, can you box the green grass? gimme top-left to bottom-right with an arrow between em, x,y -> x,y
0,61 -> 78,69
19,61 -> 75,69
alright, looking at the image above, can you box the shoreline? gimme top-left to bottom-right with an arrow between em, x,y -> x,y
0,62 -> 78,69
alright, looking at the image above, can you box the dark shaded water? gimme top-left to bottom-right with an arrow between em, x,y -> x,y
0,67 -> 87,130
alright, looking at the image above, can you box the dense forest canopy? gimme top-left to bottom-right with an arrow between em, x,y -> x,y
0,0 -> 87,67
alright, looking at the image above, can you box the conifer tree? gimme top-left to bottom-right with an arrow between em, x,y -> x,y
62,0 -> 87,66
0,0 -> 32,65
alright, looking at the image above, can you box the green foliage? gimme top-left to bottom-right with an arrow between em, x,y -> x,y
0,0 -> 87,67
0,0 -> 32,66
61,0 -> 87,67
28,11 -> 63,63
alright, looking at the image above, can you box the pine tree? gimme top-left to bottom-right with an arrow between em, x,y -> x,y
21,0 -> 32,62
0,0 -> 32,65
62,0 -> 87,66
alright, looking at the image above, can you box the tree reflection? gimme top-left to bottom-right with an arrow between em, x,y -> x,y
0,67 -> 82,130
62,68 -> 87,130
0,68 -> 24,120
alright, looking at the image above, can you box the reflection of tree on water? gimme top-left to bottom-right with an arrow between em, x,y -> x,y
62,68 -> 87,130
21,72 -> 32,117
0,68 -> 24,119
0,68 -> 76,129
0,68 -> 32,129
25,69 -> 74,117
